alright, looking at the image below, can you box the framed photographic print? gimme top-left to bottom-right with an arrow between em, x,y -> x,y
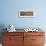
19,10 -> 36,17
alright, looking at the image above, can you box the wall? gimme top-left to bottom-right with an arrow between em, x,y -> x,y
0,0 -> 46,43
